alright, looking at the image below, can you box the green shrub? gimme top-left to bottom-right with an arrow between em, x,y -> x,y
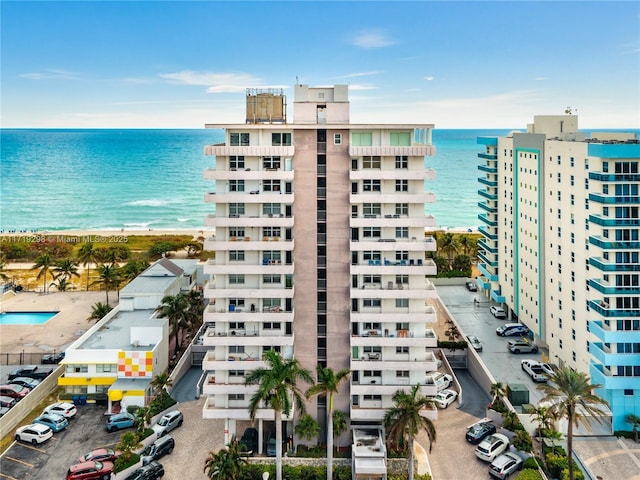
545,452 -> 569,478
561,467 -> 585,480
514,469 -> 544,480
522,456 -> 542,469
437,340 -> 468,350
113,453 -> 140,472
614,430 -> 634,440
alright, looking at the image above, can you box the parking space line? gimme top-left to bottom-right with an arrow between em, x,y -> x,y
3,456 -> 33,467
0,472 -> 21,480
18,443 -> 48,454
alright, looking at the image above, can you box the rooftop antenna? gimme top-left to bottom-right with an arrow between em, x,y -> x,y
296,76 -> 299,85
564,106 -> 573,115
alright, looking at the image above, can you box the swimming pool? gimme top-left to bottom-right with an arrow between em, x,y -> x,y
0,311 -> 59,325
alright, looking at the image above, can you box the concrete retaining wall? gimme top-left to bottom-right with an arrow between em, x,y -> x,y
248,457 -> 410,475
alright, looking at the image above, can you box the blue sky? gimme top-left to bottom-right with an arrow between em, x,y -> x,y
1,1 -> 639,129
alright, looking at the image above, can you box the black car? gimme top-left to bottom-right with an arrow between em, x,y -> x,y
42,352 -> 65,364
238,427 -> 258,456
465,281 -> 478,292
124,461 -> 164,480
465,420 -> 497,445
8,365 -> 53,381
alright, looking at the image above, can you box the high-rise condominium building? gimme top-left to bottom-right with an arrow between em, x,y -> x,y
200,85 -> 438,448
476,115 -> 640,431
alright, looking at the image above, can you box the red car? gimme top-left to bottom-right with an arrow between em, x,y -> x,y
0,384 -> 30,400
78,448 -> 120,464
66,460 -> 114,480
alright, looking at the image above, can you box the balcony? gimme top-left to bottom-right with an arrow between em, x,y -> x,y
590,342 -> 640,367
478,201 -> 497,213
204,191 -> 294,204
351,329 -> 438,348
588,278 -> 640,295
351,306 -> 437,324
203,305 -> 293,323
478,263 -> 498,281
478,189 -> 497,201
589,172 -> 640,182
478,226 -> 497,240
204,144 -> 294,157
478,177 -> 498,187
590,364 -> 640,391
204,168 -> 294,181
588,193 -> 640,205
203,284 -> 294,300
478,214 -> 498,227
349,145 -> 435,156
589,236 -> 640,250
589,257 -> 640,272
203,214 -> 294,229
350,215 -> 436,228
350,238 -> 438,252
350,353 -> 440,372
588,321 -> 637,344
589,214 -> 640,227
349,192 -> 436,204
202,395 -> 293,420
477,153 -> 498,161
201,328 -> 294,347
589,300 -> 640,318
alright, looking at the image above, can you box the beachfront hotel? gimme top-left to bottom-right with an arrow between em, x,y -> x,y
200,84 -> 439,455
475,116 -> 640,431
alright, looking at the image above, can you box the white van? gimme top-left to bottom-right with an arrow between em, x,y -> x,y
426,372 -> 453,392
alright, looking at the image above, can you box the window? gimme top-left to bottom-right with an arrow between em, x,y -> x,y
229,250 -> 245,261
395,251 -> 409,261
362,227 -> 381,238
66,364 -> 88,373
362,251 -> 382,261
395,180 -> 409,192
262,227 -> 281,238
230,132 -> 249,146
229,274 -> 245,284
263,322 -> 281,329
395,322 -> 409,330
230,322 -> 245,329
395,227 -> 409,238
363,370 -> 382,377
395,274 -> 409,285
229,180 -> 245,192
229,345 -> 245,354
363,298 -> 381,308
263,203 -> 281,216
362,156 -> 381,169
395,156 -> 408,169
396,347 -> 409,354
229,228 -> 245,238
352,132 -> 372,146
229,370 -> 245,377
96,364 -> 117,373
271,133 -> 291,146
390,132 -> 411,146
395,298 -> 409,308
334,133 -> 342,145
229,203 -> 245,216
229,394 -> 245,401
263,274 -> 281,284
363,203 -> 381,216
363,275 -> 381,284
263,180 -> 281,192
229,156 -> 245,169
363,180 -> 381,192
263,157 -> 281,170
395,203 -> 409,216
263,251 -> 282,262
229,299 -> 245,308
363,395 -> 382,401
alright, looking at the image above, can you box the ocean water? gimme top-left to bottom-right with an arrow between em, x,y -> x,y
0,128 -> 511,232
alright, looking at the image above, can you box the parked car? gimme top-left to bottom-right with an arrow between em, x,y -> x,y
106,411 -> 136,432
151,409 -> 183,437
9,377 -> 41,389
432,389 -> 458,408
42,351 -> 65,364
79,448 -> 121,464
489,306 -> 507,319
0,395 -> 17,409
238,427 -> 258,455
266,434 -> 277,457
496,323 -> 530,337
521,359 -> 548,383
34,412 -> 68,432
0,406 -> 9,417
538,362 -> 556,376
489,452 -> 524,479
466,335 -> 483,351
425,372 -> 453,392
124,461 -> 165,480
8,365 -> 53,381
44,401 -> 77,419
465,419 -> 497,445
508,338 -> 538,354
475,433 -> 510,462
15,423 -> 53,445
141,435 -> 175,466
0,383 -> 30,400
465,281 -> 478,292
66,460 -> 114,480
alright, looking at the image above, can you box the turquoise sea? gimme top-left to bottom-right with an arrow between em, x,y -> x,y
0,128 -> 537,231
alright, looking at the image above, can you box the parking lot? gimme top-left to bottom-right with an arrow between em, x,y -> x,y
1,403 -> 121,480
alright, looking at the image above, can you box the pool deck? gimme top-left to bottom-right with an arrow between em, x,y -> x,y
0,290 -> 107,354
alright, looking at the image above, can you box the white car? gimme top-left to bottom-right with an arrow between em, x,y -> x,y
538,362 -> 555,376
475,433 -> 510,462
467,335 -> 483,351
489,452 -> 524,479
15,423 -> 53,445
521,359 -> 548,383
43,402 -> 77,419
490,306 -> 507,319
432,389 -> 458,408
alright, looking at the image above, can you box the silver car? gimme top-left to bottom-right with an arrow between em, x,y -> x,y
489,452 -> 523,479
151,409 -> 183,437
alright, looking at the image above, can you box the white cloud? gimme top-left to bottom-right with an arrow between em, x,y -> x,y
424,76 -> 434,81
159,71 -> 272,93
352,30 -> 395,48
337,71 -> 384,79
20,69 -> 82,80
534,77 -> 550,81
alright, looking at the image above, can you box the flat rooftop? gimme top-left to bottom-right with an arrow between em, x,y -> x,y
77,309 -> 166,351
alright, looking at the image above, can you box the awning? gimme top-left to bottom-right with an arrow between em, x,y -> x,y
108,390 -> 123,401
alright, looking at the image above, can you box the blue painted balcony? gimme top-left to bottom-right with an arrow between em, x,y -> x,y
587,142 -> 640,159
478,263 -> 498,282
478,189 -> 498,201
490,290 -> 505,304
478,226 -> 497,240
478,214 -> 498,227
589,215 -> 640,227
477,153 -> 498,160
478,201 -> 497,213
478,164 -> 497,173
589,300 -> 640,318
590,364 -> 640,390
588,193 -> 640,205
589,172 -> 640,182
590,342 -> 640,367
589,257 -> 640,272
478,177 -> 498,187
589,236 -> 640,250
589,320 -> 640,344
477,238 -> 498,254
477,251 -> 498,267
588,278 -> 640,295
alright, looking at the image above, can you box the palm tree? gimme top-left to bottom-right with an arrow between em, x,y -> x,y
134,406 -> 152,436
384,384 -> 437,480
92,263 -> 121,304
489,381 -> 507,409
186,289 -> 205,335
87,302 -> 113,323
438,232 -> 458,269
53,258 -> 80,284
0,251 -> 9,282
305,365 -> 351,480
332,410 -> 348,450
295,414 -> 321,444
121,259 -> 150,283
625,413 -> 640,443
245,350 -> 313,480
155,293 -> 190,357
77,242 -> 100,291
533,405 -> 556,438
150,372 -> 173,399
203,442 -> 247,480
32,252 -> 54,294
50,277 -> 73,292
116,431 -> 142,464
537,367 -> 610,480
